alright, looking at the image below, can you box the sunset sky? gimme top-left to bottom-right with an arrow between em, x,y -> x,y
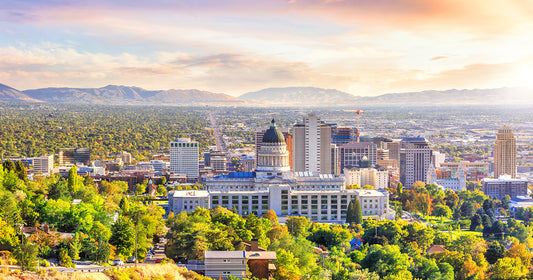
1,0 -> 533,96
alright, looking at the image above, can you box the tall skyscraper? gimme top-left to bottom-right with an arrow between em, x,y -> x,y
170,138 -> 199,181
399,137 -> 432,187
293,113 -> 332,174
494,126 -> 517,178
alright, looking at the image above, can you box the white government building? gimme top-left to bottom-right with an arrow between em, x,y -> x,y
169,119 -> 393,222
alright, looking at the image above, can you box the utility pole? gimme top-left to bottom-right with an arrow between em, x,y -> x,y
16,223 -> 24,271
135,223 -> 138,267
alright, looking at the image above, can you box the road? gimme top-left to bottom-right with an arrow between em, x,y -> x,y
209,111 -> 225,152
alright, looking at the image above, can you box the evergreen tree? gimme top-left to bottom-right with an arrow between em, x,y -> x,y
2,159 -> 16,172
346,200 -> 355,224
485,241 -> 505,264
14,160 -> 27,181
470,214 -> 482,231
354,197 -> 363,224
67,166 -> 78,192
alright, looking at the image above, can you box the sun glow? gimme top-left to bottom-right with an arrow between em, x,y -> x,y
515,66 -> 533,88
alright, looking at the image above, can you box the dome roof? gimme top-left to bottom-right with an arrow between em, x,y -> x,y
262,118 -> 285,144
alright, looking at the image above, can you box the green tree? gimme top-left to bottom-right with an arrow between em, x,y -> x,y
346,200 -> 355,224
14,160 -> 27,181
485,241 -> 504,264
470,214 -> 482,231
286,216 -> 311,237
361,244 -> 411,278
433,204 -> 452,218
397,182 -> 403,196
13,240 -> 39,271
109,217 -> 135,257
405,222 -> 434,252
354,197 -> 363,224
67,166 -> 79,193
489,257 -> 528,280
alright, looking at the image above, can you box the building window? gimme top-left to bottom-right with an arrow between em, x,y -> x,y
223,259 -> 230,263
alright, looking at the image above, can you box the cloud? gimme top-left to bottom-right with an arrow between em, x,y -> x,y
431,56 -> 448,61
387,57 -> 533,92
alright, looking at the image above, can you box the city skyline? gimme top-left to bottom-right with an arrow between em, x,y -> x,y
1,0 -> 533,97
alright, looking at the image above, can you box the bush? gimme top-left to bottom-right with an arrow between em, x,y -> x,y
459,219 -> 471,229
40,258 -> 50,267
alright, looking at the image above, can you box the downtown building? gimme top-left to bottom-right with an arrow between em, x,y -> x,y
494,126 -> 517,178
169,119 -> 392,222
482,175 -> 528,199
399,137 -> 433,188
169,138 -> 199,182
292,113 -> 332,174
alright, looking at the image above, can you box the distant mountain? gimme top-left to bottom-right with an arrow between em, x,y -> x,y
0,83 -> 43,103
357,88 -> 533,105
22,85 -> 243,105
239,87 -> 360,107
1,82 -> 531,106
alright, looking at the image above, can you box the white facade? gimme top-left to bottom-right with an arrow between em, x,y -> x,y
169,190 -> 210,213
426,162 -> 466,192
170,138 -> 199,181
432,151 -> 446,168
33,155 -> 54,174
204,251 -> 247,279
400,138 -> 432,188
344,168 -> 389,189
150,160 -> 167,173
293,113 -> 332,174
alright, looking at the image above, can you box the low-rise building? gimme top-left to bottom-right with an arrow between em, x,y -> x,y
204,251 -> 247,279
344,167 -> 389,189
169,190 -> 210,213
482,175 -> 528,199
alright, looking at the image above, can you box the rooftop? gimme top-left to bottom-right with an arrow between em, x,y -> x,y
245,251 -> 276,260
172,190 -> 210,198
205,251 -> 246,259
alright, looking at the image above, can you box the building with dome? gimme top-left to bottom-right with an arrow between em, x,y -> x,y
169,119 -> 392,222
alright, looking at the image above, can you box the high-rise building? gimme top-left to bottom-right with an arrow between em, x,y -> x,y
331,144 -> 341,175
399,137 -> 432,188
339,142 -> 377,170
384,140 -> 401,161
331,127 -> 358,145
210,151 -> 227,172
33,155 -> 54,174
293,113 -> 332,174
170,138 -> 199,181
59,147 -> 91,166
494,126 -> 517,178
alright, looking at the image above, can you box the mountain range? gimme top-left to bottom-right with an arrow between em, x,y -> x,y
0,83 -> 531,106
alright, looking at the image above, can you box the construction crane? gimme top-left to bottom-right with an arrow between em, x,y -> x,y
342,109 -> 365,142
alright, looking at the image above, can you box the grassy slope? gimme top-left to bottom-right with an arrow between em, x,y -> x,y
1,264 -> 210,280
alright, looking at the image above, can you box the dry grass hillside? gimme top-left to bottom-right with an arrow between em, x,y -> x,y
0,264 -> 210,280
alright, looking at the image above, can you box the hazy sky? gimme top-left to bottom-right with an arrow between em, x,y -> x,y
1,0 -> 533,96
